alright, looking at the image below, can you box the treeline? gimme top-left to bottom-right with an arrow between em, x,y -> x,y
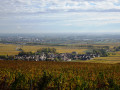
18,48 -> 57,56
86,49 -> 109,57
0,55 -> 14,60
37,48 -> 56,54
26,43 -> 67,46
92,49 -> 109,57
77,45 -> 109,49
113,46 -> 120,51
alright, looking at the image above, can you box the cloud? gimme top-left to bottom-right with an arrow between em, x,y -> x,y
0,0 -> 120,33
1,11 -> 120,27
0,0 -> 120,14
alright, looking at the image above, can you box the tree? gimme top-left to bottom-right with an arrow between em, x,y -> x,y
93,49 -> 109,57
37,48 -> 56,54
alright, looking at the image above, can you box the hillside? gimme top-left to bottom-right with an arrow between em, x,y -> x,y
0,60 -> 120,89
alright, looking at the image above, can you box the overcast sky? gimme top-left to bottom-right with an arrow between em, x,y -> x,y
0,0 -> 120,33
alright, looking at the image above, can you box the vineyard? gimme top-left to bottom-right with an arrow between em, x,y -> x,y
0,60 -> 120,89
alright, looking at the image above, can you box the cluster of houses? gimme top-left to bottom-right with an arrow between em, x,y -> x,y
14,52 -> 100,61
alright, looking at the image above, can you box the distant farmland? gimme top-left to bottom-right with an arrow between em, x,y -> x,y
0,43 -> 87,55
1,43 -> 120,64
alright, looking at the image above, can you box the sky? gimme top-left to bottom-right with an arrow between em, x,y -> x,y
0,0 -> 120,33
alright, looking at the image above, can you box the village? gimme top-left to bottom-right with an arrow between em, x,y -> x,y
0,47 -> 109,61
14,51 -> 100,61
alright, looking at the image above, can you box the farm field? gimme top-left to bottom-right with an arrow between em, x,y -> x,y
0,43 -> 116,55
0,43 -> 87,55
0,44 -> 19,55
22,45 -> 87,54
0,60 -> 120,89
85,56 -> 120,64
90,51 -> 120,64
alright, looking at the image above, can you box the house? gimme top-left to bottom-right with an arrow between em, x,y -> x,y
40,53 -> 46,61
72,51 -> 78,55
14,51 -> 101,61
35,55 -> 40,61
